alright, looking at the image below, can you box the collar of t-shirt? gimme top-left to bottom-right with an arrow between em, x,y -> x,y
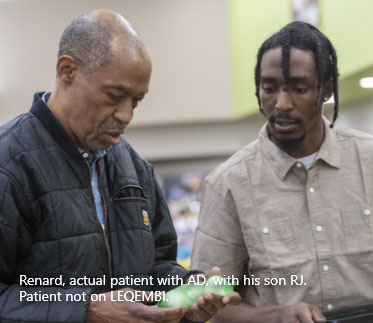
297,152 -> 318,169
41,91 -> 107,224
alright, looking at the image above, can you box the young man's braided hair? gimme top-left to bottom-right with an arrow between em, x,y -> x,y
254,21 -> 339,128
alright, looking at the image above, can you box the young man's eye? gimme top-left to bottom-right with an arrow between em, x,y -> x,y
294,85 -> 308,94
262,84 -> 276,93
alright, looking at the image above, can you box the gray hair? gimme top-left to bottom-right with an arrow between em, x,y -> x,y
57,14 -> 113,73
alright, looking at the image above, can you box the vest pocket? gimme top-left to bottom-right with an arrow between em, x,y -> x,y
110,197 -> 155,275
111,185 -> 146,202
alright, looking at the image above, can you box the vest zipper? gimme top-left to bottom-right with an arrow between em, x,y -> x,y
101,223 -> 113,284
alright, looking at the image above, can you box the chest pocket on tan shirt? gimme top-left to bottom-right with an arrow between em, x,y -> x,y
341,204 -> 373,255
259,219 -> 301,265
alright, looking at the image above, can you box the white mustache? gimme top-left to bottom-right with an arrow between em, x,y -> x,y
103,123 -> 128,133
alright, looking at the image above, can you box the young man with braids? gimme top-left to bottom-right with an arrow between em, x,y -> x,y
191,21 -> 373,322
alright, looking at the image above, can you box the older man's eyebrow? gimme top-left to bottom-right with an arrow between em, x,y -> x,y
103,85 -> 132,94
103,85 -> 149,98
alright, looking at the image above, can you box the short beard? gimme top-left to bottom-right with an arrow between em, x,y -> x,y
266,117 -> 305,152
271,135 -> 305,152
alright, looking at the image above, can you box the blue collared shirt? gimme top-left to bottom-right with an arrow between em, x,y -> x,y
79,149 -> 107,224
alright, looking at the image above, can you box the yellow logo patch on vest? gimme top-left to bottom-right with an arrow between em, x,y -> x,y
142,210 -> 149,226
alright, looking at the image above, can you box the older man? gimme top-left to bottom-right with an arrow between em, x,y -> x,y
0,9 -> 239,323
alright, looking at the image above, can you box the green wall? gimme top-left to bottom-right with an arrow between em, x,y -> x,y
228,0 -> 373,117
321,0 -> 373,77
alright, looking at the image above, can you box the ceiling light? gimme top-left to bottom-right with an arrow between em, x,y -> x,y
359,77 -> 373,88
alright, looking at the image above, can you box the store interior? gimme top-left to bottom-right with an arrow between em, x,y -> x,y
1,0 -> 373,267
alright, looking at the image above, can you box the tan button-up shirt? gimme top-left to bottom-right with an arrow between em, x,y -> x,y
191,119 -> 373,312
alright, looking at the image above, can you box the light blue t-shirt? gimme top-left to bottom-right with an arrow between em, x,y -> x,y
297,152 -> 318,169
79,149 -> 107,224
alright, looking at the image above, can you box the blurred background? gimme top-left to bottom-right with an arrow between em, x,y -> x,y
1,0 -> 373,268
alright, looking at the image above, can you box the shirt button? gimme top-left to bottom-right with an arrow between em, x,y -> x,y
327,304 -> 334,310
263,228 -> 269,234
323,265 -> 329,272
316,226 -> 323,232
82,152 -> 89,158
364,209 -> 371,216
92,181 -> 94,187
309,187 -> 315,193
296,162 -> 302,168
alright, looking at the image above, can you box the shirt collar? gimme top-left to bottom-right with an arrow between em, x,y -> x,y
317,117 -> 342,169
77,148 -> 107,164
259,116 -> 342,181
41,92 -> 107,163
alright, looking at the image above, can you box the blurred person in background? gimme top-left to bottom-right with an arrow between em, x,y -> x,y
191,21 -> 373,323
0,9 -> 240,323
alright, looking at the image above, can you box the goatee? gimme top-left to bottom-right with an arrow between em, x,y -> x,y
271,135 -> 305,152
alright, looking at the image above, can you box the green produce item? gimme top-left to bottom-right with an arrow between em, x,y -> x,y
204,275 -> 234,296
157,275 -> 234,310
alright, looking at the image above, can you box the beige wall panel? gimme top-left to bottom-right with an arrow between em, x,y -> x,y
0,0 -> 233,126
